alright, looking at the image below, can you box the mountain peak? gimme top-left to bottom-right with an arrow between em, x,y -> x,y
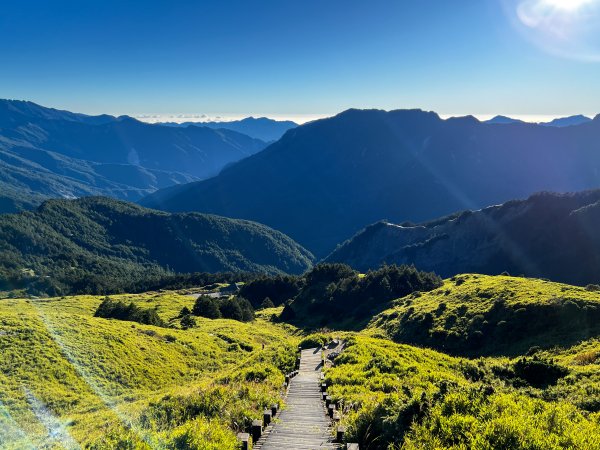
485,115 -> 524,125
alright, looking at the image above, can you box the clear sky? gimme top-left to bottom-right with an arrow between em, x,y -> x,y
2,0 -> 600,122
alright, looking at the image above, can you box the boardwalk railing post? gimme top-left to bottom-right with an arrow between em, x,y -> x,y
321,382 -> 327,392
271,403 -> 278,418
263,409 -> 272,426
336,426 -> 346,443
251,419 -> 262,443
325,395 -> 331,407
347,444 -> 360,450
237,432 -> 250,450
328,404 -> 335,418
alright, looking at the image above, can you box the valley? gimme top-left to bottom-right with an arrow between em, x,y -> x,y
142,109 -> 600,257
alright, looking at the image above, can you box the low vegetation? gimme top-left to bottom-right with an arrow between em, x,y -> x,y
94,296 -> 166,326
0,291 -> 298,449
3,273 -> 600,449
192,295 -> 255,322
325,334 -> 600,450
372,274 -> 600,356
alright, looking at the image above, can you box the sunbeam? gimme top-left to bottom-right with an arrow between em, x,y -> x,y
506,0 -> 600,61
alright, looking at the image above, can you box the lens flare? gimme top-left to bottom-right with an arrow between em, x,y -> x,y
504,0 -> 600,61
543,0 -> 593,11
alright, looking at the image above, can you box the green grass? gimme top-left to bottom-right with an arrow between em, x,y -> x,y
371,274 -> 600,355
325,333 -> 600,450
0,291 -> 299,448
3,274 -> 600,449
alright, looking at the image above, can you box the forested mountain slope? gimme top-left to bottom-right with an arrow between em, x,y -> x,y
142,108 -> 600,256
0,197 -> 313,295
326,190 -> 600,285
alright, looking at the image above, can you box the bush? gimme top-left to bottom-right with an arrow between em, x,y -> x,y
94,297 -> 165,327
299,333 -> 329,349
512,357 -> 569,387
193,296 -> 222,319
192,295 -> 254,322
220,298 -> 244,322
180,314 -> 197,329
260,297 -> 275,309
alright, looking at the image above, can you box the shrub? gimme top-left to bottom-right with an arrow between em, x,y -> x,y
94,297 -> 165,327
299,333 -> 329,349
260,297 -> 275,309
193,296 -> 222,319
235,297 -> 255,322
573,350 -> 600,365
512,357 -> 569,387
180,314 -> 197,329
219,298 -> 243,321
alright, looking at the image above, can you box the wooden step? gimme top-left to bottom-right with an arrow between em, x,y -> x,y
253,348 -> 341,450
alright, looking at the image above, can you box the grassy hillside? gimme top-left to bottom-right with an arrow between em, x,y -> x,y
0,197 -> 314,296
324,333 -> 600,450
371,274 -> 600,356
0,291 -> 299,449
3,273 -> 600,449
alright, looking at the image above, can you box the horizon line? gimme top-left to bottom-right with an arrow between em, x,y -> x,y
135,112 -> 597,125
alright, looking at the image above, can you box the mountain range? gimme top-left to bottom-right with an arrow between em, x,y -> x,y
159,116 -> 298,142
0,197 -> 313,295
142,108 -> 600,257
326,190 -> 600,285
485,114 -> 592,127
0,100 -> 267,213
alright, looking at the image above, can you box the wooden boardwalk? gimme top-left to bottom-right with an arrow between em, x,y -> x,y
254,348 -> 339,450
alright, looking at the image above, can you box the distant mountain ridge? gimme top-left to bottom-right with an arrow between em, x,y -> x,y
159,116 -> 298,142
485,114 -> 593,127
484,115 -> 524,125
142,108 -> 600,257
541,115 -> 592,128
0,197 -> 314,295
0,100 -> 267,213
326,189 -> 600,285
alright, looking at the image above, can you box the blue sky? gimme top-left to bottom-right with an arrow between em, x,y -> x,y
2,0 -> 600,122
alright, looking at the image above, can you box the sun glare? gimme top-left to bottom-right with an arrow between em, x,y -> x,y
543,0 -> 593,11
510,0 -> 600,61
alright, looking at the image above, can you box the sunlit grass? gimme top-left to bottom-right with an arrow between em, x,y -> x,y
0,292 -> 299,448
